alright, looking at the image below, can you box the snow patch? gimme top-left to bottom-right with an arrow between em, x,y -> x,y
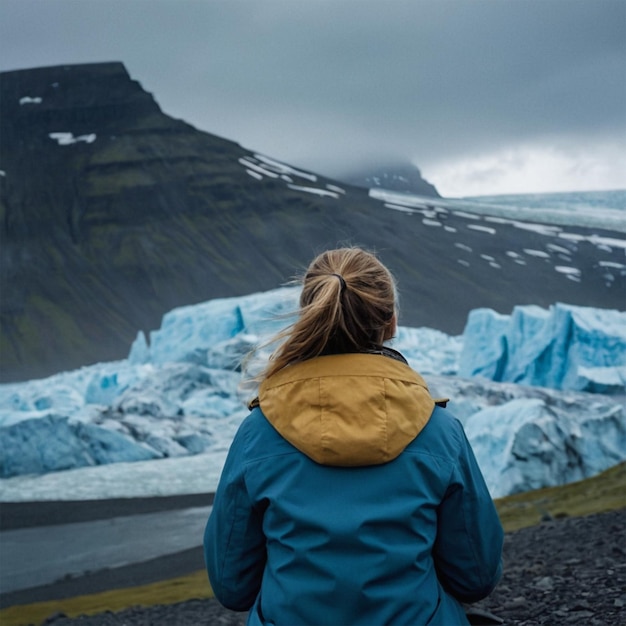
555,266 -> 581,276
385,203 -> 418,214
49,132 -> 96,146
238,158 -> 278,178
559,233 -> 626,250
254,154 -> 317,181
287,184 -> 339,198
523,249 -> 550,258
467,224 -> 497,235
326,184 -> 345,194
452,211 -> 481,220
246,169 -> 263,181
547,243 -> 572,254
513,222 -> 562,235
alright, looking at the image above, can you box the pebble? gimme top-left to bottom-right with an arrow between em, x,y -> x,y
473,508 -> 626,626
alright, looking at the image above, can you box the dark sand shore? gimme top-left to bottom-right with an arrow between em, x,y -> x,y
2,497 -> 625,625
0,493 -> 214,531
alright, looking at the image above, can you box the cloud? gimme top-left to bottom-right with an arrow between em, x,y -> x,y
1,0 -> 625,195
423,140 -> 626,197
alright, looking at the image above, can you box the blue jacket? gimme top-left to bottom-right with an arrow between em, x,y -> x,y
205,353 -> 503,625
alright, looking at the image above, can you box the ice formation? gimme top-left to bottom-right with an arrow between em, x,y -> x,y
0,287 -> 624,500
459,303 -> 626,393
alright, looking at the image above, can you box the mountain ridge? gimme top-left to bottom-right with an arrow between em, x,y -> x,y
1,62 -> 624,382
338,162 -> 440,197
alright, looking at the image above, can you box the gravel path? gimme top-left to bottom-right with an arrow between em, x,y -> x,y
41,508 -> 626,626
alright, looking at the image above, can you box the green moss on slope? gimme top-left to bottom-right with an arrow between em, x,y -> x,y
495,461 -> 626,532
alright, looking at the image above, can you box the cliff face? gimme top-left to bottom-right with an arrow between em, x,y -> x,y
1,63 -> 623,382
0,62 -> 379,380
1,65 -> 254,377
1,62 -> 251,241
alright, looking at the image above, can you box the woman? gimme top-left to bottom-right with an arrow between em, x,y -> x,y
204,247 -> 503,625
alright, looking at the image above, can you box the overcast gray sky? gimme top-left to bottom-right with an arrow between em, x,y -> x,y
1,0 -> 625,196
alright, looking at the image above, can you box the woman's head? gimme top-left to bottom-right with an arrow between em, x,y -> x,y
262,247 -> 397,379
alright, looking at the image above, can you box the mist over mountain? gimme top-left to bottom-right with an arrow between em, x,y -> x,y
1,62 -> 624,382
338,162 -> 441,197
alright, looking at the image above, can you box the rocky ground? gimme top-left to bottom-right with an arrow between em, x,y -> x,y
37,507 -> 626,626
472,507 -> 626,625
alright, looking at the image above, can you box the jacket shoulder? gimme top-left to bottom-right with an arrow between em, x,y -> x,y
404,405 -> 466,460
236,407 -> 300,461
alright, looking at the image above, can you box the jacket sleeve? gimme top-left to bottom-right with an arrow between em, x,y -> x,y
204,420 -> 266,611
433,422 -> 503,603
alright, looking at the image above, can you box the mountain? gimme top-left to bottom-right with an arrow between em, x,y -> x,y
1,62 -> 624,382
338,162 -> 441,197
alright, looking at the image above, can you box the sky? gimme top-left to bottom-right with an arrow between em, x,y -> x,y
1,0 -> 625,197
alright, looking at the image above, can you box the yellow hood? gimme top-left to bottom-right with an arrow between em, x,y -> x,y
258,353 -> 438,467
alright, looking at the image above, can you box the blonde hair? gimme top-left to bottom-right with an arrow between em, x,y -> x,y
261,247 -> 397,380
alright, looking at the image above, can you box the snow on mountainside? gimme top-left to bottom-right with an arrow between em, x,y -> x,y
3,62 -> 625,384
0,288 -> 624,500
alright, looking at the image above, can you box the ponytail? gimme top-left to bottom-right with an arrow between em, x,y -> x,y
260,247 -> 397,380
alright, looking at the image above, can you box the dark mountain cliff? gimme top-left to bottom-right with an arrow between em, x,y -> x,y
1,62 -> 624,382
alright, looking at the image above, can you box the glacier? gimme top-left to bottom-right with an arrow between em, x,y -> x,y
427,375 -> 625,496
0,287 -> 624,500
459,303 -> 626,393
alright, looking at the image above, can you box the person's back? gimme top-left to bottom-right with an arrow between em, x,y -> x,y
204,248 -> 503,625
